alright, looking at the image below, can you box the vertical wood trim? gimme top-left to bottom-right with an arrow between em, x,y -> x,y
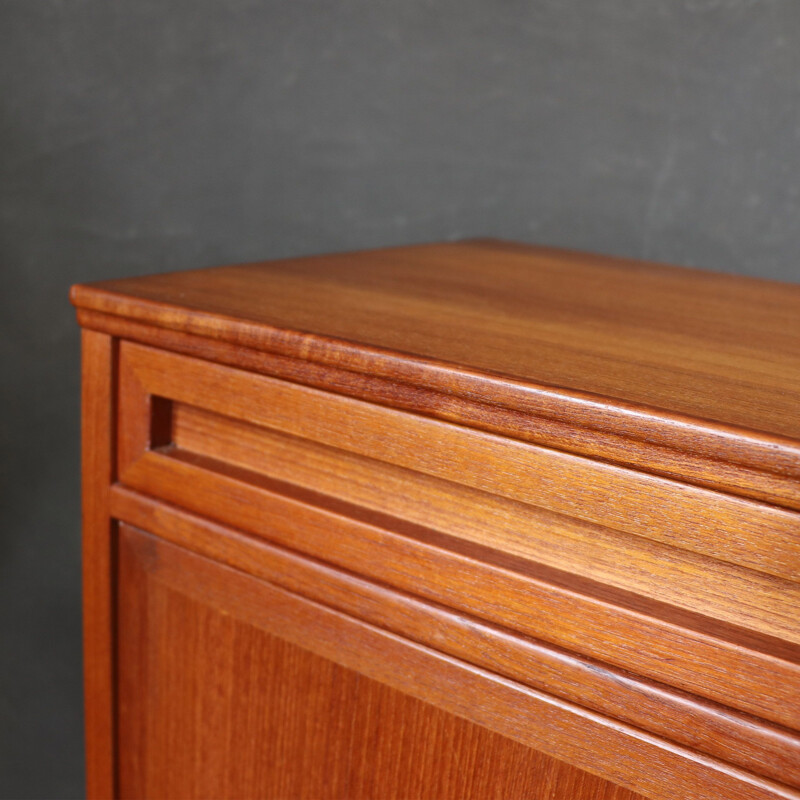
81,329 -> 117,799
117,343 -> 151,480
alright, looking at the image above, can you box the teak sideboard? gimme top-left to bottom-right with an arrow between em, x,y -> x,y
71,240 -> 800,800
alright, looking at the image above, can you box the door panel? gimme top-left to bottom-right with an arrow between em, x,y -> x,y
116,524 -> 642,800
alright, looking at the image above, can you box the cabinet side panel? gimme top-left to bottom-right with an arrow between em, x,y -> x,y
116,525 -> 642,800
81,329 -> 117,800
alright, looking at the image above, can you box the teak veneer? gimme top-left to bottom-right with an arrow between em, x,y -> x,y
72,240 -> 800,799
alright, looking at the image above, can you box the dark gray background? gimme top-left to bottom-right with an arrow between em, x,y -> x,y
2,2 -> 799,797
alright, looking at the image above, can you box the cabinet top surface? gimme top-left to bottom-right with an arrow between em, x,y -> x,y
72,239 -> 800,444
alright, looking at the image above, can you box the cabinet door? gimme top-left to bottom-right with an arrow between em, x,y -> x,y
116,524 -> 642,800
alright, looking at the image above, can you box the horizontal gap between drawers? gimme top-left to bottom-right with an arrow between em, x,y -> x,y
114,338 -> 800,732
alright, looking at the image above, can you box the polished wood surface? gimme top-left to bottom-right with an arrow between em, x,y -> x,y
119,525 -> 790,800
112,493 -> 800,788
73,241 -> 800,799
76,305 -> 800,509
169,401 -> 799,635
80,330 -> 117,800
110,456 -> 800,731
72,240 -> 800,509
118,524 -> 645,800
122,340 -> 800,583
112,337 -> 800,728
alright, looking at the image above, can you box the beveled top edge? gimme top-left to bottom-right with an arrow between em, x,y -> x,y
71,239 -> 800,508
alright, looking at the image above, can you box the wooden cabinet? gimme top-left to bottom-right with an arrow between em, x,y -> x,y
72,240 -> 800,799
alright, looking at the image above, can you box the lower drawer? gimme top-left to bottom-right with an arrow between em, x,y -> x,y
114,519 -> 798,800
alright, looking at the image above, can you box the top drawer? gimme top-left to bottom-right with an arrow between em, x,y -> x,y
118,340 -> 800,576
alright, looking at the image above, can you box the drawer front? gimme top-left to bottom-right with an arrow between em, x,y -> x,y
114,340 -> 800,732
117,341 -> 800,582
113,519 -> 797,800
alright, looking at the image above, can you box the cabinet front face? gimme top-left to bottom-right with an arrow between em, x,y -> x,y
74,241 -> 800,800
116,525 -> 642,800
100,337 -> 800,800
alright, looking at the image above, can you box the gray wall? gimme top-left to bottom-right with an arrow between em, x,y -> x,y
2,2 -> 799,796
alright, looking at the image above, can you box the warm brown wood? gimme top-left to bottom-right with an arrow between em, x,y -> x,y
117,525 -> 798,800
73,240 -> 800,798
71,240 -> 800,509
116,343 -> 149,478
167,404 -> 799,640
111,492 -> 800,788
121,340 -> 800,583
110,470 -> 800,731
78,304 -> 800,511
113,337 -> 800,658
80,329 -> 117,800
117,523 -> 643,800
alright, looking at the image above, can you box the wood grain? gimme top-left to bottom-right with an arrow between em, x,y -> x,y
111,491 -> 800,788
80,329 -> 117,800
120,339 -> 800,583
79,305 -> 800,510
113,339 -> 800,654
70,240 -> 800,509
74,240 -> 800,797
116,343 -> 149,478
117,525 -> 798,800
118,527 -> 642,800
168,404 -> 799,644
110,473 -> 800,731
